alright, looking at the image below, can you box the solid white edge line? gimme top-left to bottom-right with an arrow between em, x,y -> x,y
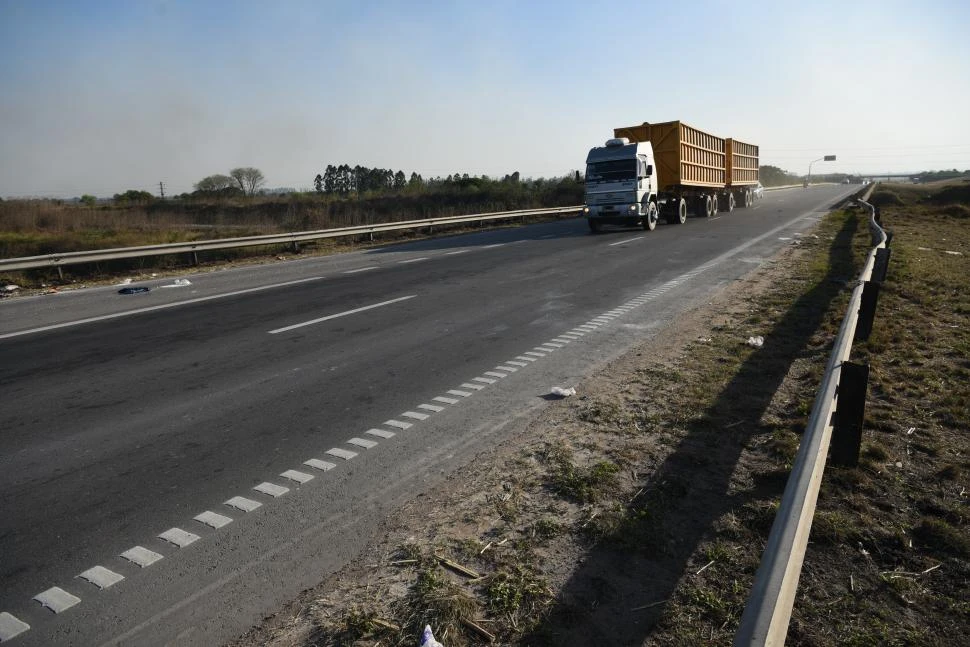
342,266 -> 379,274
268,295 -> 416,334
1,276 -> 326,340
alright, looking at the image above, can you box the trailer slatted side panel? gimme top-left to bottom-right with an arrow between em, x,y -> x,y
726,138 -> 760,186
614,121 -> 725,190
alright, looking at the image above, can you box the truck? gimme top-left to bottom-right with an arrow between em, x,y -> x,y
583,120 -> 759,232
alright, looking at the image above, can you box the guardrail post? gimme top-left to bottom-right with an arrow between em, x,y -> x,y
854,281 -> 881,341
191,252 -> 199,266
57,265 -> 64,280
872,248 -> 891,284
831,362 -> 870,467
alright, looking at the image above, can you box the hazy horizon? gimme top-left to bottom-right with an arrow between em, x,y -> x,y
2,0 -> 968,199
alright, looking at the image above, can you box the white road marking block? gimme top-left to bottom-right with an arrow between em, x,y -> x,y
280,469 -> 314,484
515,355 -> 538,362
484,371 -> 507,378
560,334 -> 581,340
447,389 -> 472,397
0,612 -> 29,641
460,382 -> 485,390
418,403 -> 444,412
78,566 -> 124,590
194,510 -> 233,528
551,338 -> 572,343
120,546 -> 164,567
505,361 -> 529,367
326,447 -> 358,460
347,437 -> 378,449
433,396 -> 459,404
399,257 -> 429,264
253,482 -> 289,498
159,527 -> 200,547
33,587 -> 80,614
225,496 -> 262,512
384,419 -> 413,429
567,330 -> 587,336
365,428 -> 396,439
525,351 -> 545,358
402,411 -> 429,420
304,459 -> 337,471
472,377 -> 496,384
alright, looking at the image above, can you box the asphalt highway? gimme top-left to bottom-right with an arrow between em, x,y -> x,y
0,184 -> 858,645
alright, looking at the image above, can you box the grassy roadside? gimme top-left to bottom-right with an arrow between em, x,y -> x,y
229,180 -> 969,646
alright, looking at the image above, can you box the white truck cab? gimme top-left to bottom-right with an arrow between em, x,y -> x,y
583,138 -> 659,232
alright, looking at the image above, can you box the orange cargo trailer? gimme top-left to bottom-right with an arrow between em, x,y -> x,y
726,138 -> 760,187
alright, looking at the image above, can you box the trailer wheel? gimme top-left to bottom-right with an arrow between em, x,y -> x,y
727,192 -> 735,212
642,201 -> 658,231
745,190 -> 752,207
588,218 -> 600,233
710,194 -> 718,217
667,198 -> 687,224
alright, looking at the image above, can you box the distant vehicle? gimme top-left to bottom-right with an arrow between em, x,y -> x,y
753,182 -> 764,200
583,120 -> 760,232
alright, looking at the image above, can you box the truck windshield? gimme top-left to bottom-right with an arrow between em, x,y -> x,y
586,159 -> 636,182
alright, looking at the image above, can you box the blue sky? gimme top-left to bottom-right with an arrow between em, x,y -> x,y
1,0 -> 968,197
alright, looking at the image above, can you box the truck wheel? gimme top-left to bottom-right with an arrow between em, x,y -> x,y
745,190 -> 752,207
588,219 -> 600,233
668,198 -> 687,224
727,192 -> 735,212
642,201 -> 658,231
710,194 -> 719,216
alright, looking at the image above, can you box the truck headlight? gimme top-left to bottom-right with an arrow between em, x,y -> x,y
583,206 -> 590,214
629,205 -> 637,212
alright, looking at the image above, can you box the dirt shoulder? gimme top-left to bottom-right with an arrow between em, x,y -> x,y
227,185 -> 969,646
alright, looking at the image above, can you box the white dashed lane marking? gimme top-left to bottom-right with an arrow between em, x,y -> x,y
194,511 -> 233,529
418,403 -> 444,412
280,469 -> 314,484
304,459 -> 336,471
120,546 -> 164,567
158,528 -> 201,548
495,365 -> 518,372
399,257 -> 429,264
402,411 -> 430,420
78,566 -> 124,590
342,267 -> 378,274
0,612 -> 30,641
515,355 -> 537,362
326,448 -> 358,460
33,587 -> 80,614
447,389 -> 472,397
365,428 -> 396,439
432,396 -> 459,404
460,382 -> 485,390
472,377 -> 496,384
483,371 -> 507,379
268,295 -> 417,335
225,496 -> 262,512
253,482 -> 289,498
347,437 -> 378,449
384,419 -> 413,430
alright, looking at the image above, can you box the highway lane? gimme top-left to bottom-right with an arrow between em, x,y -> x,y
0,184 -> 857,645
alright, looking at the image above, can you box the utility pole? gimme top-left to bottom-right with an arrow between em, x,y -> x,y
159,181 -> 165,198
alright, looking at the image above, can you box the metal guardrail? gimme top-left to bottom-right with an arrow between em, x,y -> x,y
0,206 -> 582,273
735,183 -> 886,646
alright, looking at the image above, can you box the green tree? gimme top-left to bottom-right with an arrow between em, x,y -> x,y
313,174 -> 324,193
229,167 -> 266,196
80,194 -> 97,207
194,174 -> 235,192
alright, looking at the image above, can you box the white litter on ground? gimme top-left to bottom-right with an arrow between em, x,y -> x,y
159,278 -> 192,288
550,386 -> 576,397
747,336 -> 765,348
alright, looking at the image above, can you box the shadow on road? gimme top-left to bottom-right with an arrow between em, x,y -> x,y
520,214 -> 861,645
